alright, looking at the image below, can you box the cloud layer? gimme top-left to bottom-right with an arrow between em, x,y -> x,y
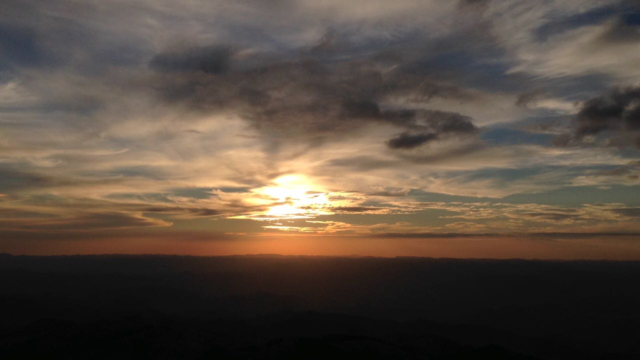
1,0 -> 639,255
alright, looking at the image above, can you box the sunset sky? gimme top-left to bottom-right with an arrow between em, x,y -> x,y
1,0 -> 640,258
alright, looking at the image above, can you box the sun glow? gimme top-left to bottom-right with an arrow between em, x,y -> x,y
239,175 -> 333,221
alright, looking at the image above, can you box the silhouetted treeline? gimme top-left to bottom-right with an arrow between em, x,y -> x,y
1,254 -> 639,359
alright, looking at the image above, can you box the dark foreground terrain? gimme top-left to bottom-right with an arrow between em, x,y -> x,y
0,254 -> 639,359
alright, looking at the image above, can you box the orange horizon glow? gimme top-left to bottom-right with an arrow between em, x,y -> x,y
2,233 -> 640,261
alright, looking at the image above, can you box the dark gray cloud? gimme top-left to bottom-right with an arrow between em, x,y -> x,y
0,168 -> 59,192
611,207 -> 640,218
330,206 -> 383,213
387,133 -> 438,149
373,231 -> 640,239
593,167 -> 634,177
150,46 -> 232,74
0,166 -> 124,193
515,90 -> 544,108
373,232 -> 493,238
556,86 -> 640,148
520,211 -> 581,222
577,86 -> 640,135
137,206 -> 220,217
0,211 -> 167,231
149,46 -> 481,149
598,16 -> 640,44
411,110 -> 478,134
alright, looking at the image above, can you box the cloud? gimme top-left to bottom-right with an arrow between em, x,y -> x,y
611,207 -> 640,218
501,3 -> 640,82
577,86 -> 640,136
150,46 -> 233,74
330,206 -> 386,213
149,49 -> 482,151
515,90 -> 545,108
387,132 -> 439,149
136,206 -> 220,217
1,0 -> 639,248
0,211 -> 170,232
556,86 -> 640,148
571,164 -> 640,187
371,231 -> 640,239
385,110 -> 478,149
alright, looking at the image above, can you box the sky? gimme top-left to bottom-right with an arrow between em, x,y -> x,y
1,0 -> 640,258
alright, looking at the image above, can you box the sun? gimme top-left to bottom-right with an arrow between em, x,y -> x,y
246,175 -> 332,220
